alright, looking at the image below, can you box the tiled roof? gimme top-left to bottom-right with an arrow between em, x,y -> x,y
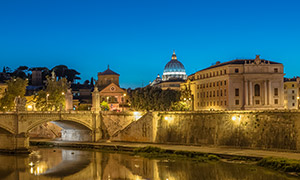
197,59 -> 281,73
99,68 -> 119,76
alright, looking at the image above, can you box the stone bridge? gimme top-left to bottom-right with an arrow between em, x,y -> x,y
0,111 -> 145,152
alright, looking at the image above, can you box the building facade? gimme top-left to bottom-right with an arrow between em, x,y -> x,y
284,77 -> 300,109
96,66 -> 127,111
185,55 -> 285,110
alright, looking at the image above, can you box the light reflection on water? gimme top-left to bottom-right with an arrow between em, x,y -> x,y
0,148 -> 297,180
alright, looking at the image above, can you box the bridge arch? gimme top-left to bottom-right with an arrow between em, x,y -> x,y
0,125 -> 14,134
27,118 -> 93,133
26,117 -> 93,142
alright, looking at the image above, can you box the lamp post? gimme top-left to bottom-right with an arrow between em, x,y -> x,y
46,93 -> 49,111
122,93 -> 126,112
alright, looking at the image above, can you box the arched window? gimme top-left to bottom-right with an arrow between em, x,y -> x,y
254,84 -> 260,96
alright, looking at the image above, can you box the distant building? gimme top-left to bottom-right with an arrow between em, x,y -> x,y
31,69 -> 43,86
284,77 -> 300,109
96,66 -> 127,111
71,82 -> 93,110
184,55 -> 285,110
150,51 -> 187,90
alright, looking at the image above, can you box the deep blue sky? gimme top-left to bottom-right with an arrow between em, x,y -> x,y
1,0 -> 300,88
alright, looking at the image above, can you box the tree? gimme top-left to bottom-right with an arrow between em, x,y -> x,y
101,101 -> 110,111
0,78 -> 28,111
51,65 -> 80,83
11,66 -> 30,79
35,76 -> 69,111
128,86 -> 180,111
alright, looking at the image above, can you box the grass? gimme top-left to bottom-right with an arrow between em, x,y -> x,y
133,146 -> 220,162
257,157 -> 300,174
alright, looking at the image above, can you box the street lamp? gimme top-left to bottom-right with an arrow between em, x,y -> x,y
122,93 -> 126,112
46,93 -> 50,111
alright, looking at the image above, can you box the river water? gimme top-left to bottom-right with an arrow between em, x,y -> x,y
0,148 -> 297,180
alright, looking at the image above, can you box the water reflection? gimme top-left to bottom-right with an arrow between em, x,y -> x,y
0,148 -> 297,180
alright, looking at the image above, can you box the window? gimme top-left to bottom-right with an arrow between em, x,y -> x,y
220,90 -> 223,96
235,68 -> 239,73
213,72 -> 215,76
224,101 -> 227,105
255,100 -> 260,105
224,80 -> 226,85
206,92 -> 208,98
274,68 -> 278,73
221,101 -> 223,105
292,84 -> 295,88
210,83 -> 212,87
213,91 -> 215,97
197,93 -> 199,98
293,103 -> 295,106
197,102 -> 199,107
213,82 -> 215,87
224,89 -> 227,96
292,90 -> 295,93
255,84 -> 260,96
224,70 -> 227,74
220,81 -> 222,86
292,96 -> 295,100
220,70 -> 222,75
235,88 -> 239,96
217,82 -> 219,86
217,90 -> 219,96
210,91 -> 212,97
274,88 -> 278,96
274,99 -> 278,104
235,100 -> 239,105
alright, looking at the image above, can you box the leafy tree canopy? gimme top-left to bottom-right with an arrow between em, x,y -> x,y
128,86 -> 180,111
0,78 -> 28,111
35,76 -> 69,111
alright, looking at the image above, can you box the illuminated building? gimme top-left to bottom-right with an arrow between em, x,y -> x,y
96,66 -> 127,111
284,77 -> 300,109
184,55 -> 285,110
150,50 -> 187,90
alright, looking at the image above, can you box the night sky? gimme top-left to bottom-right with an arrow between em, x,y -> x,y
1,0 -> 300,88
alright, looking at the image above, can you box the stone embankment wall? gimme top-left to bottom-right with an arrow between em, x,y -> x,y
112,111 -> 300,151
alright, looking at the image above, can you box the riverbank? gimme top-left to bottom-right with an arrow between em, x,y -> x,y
30,139 -> 300,160
30,140 -> 300,176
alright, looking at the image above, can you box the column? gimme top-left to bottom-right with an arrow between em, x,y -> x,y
249,81 -> 253,105
268,81 -> 272,105
264,81 -> 268,105
245,80 -> 248,105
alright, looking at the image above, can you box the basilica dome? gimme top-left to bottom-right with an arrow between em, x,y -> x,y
162,51 -> 187,81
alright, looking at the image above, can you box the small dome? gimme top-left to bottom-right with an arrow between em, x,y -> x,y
162,51 -> 187,81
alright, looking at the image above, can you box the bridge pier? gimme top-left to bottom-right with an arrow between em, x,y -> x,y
0,133 -> 29,153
